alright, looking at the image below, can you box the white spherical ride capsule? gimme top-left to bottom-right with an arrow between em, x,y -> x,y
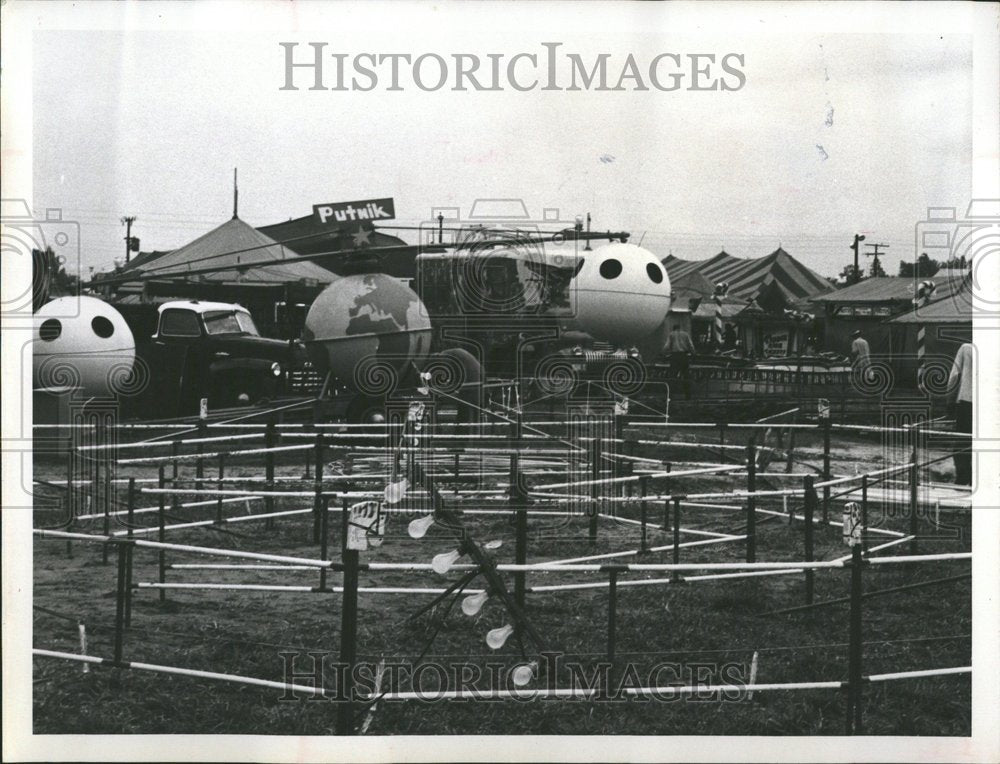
33,296 -> 135,397
572,243 -> 672,347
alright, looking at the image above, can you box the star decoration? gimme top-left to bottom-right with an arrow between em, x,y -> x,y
352,226 -> 372,248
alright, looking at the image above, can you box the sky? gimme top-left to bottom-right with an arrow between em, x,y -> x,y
28,5 -> 975,280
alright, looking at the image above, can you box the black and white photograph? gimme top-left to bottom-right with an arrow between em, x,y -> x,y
2,2 -> 998,761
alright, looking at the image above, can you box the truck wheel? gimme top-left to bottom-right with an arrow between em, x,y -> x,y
346,395 -> 386,424
213,376 -> 256,408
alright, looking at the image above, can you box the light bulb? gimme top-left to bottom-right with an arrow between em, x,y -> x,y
432,549 -> 462,575
512,661 -> 537,687
384,477 -> 409,504
484,539 -> 502,550
486,623 -> 514,650
408,514 -> 434,539
461,590 -> 489,617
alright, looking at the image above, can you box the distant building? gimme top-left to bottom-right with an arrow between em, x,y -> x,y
811,275 -> 969,360
885,278 -> 973,386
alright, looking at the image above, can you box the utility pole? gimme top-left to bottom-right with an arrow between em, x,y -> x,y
864,242 -> 890,277
849,234 -> 866,284
121,216 -> 137,264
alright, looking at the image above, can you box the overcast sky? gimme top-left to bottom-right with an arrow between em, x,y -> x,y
29,6 -> 974,279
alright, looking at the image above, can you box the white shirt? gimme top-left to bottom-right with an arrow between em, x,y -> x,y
850,337 -> 871,367
948,343 -> 973,403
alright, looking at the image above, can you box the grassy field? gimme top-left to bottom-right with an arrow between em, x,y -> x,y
31,422 -> 972,736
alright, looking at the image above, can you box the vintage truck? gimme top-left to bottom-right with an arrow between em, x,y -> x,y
128,300 -> 308,418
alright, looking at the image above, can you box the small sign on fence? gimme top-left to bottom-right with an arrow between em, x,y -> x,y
843,501 -> 862,546
347,501 -> 385,551
818,398 -> 830,420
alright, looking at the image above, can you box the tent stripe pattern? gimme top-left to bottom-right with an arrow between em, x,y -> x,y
664,248 -> 833,303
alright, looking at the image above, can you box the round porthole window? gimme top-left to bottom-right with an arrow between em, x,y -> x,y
599,259 -> 623,279
91,316 -> 115,338
646,263 -> 664,284
40,318 -> 63,342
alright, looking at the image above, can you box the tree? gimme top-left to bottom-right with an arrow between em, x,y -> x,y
869,257 -> 887,278
836,263 -> 862,285
899,252 -> 940,277
32,247 -> 78,309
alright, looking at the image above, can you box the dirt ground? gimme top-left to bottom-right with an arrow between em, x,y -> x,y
31,420 -> 972,736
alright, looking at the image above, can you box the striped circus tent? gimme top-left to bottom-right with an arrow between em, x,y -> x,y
663,248 -> 833,304
661,254 -> 708,282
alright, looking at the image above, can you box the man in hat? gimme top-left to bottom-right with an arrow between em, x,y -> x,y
664,323 -> 695,399
850,329 -> 872,384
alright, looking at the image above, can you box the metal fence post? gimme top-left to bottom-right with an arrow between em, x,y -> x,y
313,433 -> 325,543
124,540 -> 135,628
860,474 -> 869,555
195,418 -> 206,506
909,445 -> 919,555
746,437 -> 757,563
607,567 -> 619,665
822,421 -> 832,523
589,437 -> 600,545
846,544 -> 865,734
265,418 -> 276,530
126,476 -> 136,540
113,540 -> 128,666
672,497 -> 682,583
804,475 -> 815,605
157,465 -> 166,603
337,523 -> 360,735
512,453 -> 528,611
216,452 -> 225,525
318,496 -> 330,592
639,475 -> 650,554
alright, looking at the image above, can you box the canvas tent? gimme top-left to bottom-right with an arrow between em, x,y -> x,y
661,253 -> 709,282
689,248 -> 833,304
120,216 -> 334,286
106,216 -> 335,337
662,248 -> 832,355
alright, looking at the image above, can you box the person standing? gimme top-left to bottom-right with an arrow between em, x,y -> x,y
850,329 -> 872,385
947,342 -> 974,485
664,324 -> 695,399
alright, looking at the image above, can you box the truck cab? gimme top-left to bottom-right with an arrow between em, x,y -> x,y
143,300 -> 306,415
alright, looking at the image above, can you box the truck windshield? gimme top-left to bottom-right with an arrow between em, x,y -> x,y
203,310 -> 259,336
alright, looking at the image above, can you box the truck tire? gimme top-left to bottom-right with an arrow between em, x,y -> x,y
346,395 -> 386,424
